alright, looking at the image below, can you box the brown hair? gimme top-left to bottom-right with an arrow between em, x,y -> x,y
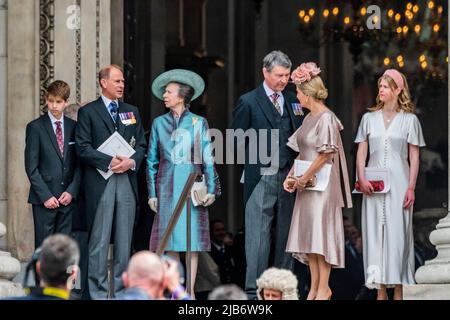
98,64 -> 124,85
368,72 -> 415,113
297,76 -> 328,101
39,234 -> 80,288
45,80 -> 70,101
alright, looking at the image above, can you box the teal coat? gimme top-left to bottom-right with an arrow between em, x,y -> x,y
147,110 -> 221,251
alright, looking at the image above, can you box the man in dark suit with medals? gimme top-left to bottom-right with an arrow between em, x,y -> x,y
75,65 -> 146,299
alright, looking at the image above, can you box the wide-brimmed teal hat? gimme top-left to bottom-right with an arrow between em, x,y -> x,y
151,69 -> 205,101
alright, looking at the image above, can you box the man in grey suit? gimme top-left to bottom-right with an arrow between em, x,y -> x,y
232,51 -> 304,299
75,65 -> 146,299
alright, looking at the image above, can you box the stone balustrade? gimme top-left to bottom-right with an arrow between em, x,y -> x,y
0,222 -> 22,297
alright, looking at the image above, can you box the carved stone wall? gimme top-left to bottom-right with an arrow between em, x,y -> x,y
5,0 -> 111,261
39,0 -> 55,111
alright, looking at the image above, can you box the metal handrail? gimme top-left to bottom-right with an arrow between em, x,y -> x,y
156,172 -> 200,296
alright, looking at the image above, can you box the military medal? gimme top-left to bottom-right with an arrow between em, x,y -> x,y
119,112 -> 137,125
291,103 -> 304,116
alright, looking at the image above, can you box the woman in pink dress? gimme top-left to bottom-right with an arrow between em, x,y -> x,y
283,63 -> 352,300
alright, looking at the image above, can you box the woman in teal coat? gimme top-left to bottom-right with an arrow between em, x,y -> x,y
147,69 -> 221,297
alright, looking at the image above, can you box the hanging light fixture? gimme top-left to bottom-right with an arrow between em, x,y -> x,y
296,0 -> 447,81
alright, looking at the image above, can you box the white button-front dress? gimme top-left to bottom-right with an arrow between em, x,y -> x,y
355,110 -> 426,289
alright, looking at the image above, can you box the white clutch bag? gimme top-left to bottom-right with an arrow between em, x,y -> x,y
293,160 -> 332,191
191,175 -> 208,207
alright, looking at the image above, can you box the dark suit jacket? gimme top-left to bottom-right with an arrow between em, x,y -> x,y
232,85 -> 303,203
75,97 -> 146,231
25,114 -> 81,206
209,243 -> 237,285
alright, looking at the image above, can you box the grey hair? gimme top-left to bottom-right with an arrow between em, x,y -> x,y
98,64 -> 123,85
263,50 -> 292,72
256,267 -> 299,300
208,284 -> 248,300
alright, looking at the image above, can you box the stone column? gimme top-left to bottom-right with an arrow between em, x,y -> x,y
80,0 -> 111,103
0,222 -> 22,297
110,0 -> 123,67
7,0 -> 40,261
53,0 -> 77,104
404,211 -> 450,299
53,0 -> 111,103
403,5 -> 450,300
52,0 -> 111,105
0,0 -> 8,251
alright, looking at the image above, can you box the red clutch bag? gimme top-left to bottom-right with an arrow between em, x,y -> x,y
354,180 -> 385,192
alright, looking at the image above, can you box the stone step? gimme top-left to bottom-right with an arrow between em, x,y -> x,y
404,284 -> 450,300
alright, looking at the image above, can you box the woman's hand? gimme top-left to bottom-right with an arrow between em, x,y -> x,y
283,176 -> 298,193
358,179 -> 374,196
404,189 -> 415,209
148,198 -> 158,213
202,194 -> 216,207
295,176 -> 308,192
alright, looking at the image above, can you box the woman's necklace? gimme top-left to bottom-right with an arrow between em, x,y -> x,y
383,110 -> 396,122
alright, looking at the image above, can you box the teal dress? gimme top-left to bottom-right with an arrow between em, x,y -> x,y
147,109 -> 221,252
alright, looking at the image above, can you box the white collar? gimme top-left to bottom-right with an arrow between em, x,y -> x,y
101,95 -> 119,109
48,112 -> 64,126
263,81 -> 281,98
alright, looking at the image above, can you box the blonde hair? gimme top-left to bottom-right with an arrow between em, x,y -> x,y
297,75 -> 328,101
369,72 -> 415,113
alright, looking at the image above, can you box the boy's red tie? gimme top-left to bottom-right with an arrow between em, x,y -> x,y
55,121 -> 64,156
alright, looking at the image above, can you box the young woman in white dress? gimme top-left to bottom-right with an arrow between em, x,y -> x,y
355,69 -> 425,300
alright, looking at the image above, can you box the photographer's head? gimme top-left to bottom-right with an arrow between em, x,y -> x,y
122,251 -> 166,299
36,234 -> 80,290
120,252 -> 188,300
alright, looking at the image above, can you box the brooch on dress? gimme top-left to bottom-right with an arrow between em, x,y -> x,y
192,117 -> 199,126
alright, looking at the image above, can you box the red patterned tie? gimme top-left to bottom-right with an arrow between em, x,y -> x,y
55,121 -> 64,156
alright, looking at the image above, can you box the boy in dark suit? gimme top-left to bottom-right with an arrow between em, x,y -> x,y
25,80 -> 81,248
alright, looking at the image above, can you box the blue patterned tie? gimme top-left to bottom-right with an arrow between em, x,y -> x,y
109,101 -> 118,123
